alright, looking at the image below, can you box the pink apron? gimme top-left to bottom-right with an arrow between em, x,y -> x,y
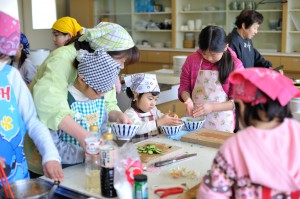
191,59 -> 234,132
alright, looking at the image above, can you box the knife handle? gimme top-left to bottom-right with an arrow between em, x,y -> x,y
154,159 -> 176,167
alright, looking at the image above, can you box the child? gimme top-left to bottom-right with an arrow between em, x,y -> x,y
178,25 -> 244,132
198,68 -> 300,198
50,48 -> 120,166
10,33 -> 37,85
0,11 -> 63,183
124,73 -> 182,143
52,16 -> 83,48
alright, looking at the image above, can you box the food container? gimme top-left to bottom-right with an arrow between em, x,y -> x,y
183,40 -> 195,48
0,179 -> 58,199
110,123 -> 139,140
160,124 -> 184,136
181,117 -> 205,131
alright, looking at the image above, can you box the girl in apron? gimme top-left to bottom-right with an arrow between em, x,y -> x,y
178,25 -> 244,132
198,68 -> 300,198
124,73 -> 182,143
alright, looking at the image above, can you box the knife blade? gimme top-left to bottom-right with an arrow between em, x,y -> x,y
154,153 -> 197,167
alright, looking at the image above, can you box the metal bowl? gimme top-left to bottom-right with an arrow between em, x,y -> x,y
0,179 -> 52,199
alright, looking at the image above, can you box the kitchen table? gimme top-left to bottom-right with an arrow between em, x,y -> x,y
40,135 -> 218,198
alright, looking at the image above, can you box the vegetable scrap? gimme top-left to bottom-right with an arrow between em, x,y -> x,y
169,167 -> 200,179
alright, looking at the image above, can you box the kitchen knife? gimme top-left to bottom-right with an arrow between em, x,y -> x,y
154,153 -> 197,167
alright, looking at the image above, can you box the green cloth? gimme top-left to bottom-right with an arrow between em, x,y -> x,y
79,22 -> 134,52
30,43 -> 120,131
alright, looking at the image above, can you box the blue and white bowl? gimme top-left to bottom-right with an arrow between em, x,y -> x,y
181,117 -> 205,131
160,124 -> 184,136
110,123 -> 140,140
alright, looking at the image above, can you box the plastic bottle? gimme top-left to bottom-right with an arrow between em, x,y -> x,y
134,174 -> 148,199
89,125 -> 99,137
85,149 -> 100,192
100,133 -> 117,198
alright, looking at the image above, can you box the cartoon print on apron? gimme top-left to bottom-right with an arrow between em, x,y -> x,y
191,59 -> 234,132
0,65 -> 29,183
61,97 -> 105,145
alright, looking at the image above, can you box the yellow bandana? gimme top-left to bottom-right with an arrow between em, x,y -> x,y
52,16 -> 82,37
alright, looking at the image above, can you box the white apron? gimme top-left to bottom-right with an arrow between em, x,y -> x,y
191,59 -> 234,132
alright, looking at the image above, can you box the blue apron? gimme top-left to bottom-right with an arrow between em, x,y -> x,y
0,65 -> 28,184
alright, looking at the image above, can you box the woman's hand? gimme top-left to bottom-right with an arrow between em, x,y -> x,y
192,103 -> 213,117
184,98 -> 194,116
157,112 -> 182,126
43,160 -> 64,182
0,157 -> 5,168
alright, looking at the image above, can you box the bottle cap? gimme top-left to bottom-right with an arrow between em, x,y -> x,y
89,125 -> 99,132
134,174 -> 147,182
103,133 -> 113,140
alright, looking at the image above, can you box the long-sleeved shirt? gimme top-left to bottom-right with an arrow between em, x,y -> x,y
12,58 -> 37,84
30,43 -> 120,131
178,47 -> 244,102
198,118 -> 300,198
228,28 -> 272,68
1,63 -> 61,165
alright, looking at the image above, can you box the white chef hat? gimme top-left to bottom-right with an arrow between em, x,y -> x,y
124,73 -> 160,93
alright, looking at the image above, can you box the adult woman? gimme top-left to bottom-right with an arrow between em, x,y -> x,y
27,22 -> 139,175
198,68 -> 300,198
227,9 -> 272,68
51,16 -> 83,48
178,25 -> 244,132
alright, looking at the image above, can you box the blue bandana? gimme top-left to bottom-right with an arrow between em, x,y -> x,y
20,33 -> 30,55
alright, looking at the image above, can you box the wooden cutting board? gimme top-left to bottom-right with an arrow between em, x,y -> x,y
177,183 -> 200,199
181,128 -> 234,148
135,140 -> 183,166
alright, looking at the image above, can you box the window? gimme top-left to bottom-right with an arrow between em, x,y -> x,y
31,0 -> 57,29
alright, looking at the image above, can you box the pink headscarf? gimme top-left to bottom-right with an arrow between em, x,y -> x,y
229,68 -> 300,106
0,11 -> 20,56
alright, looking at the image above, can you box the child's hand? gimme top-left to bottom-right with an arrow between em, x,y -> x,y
184,98 -> 194,116
116,112 -> 132,124
43,160 -> 64,182
0,157 -> 5,168
192,103 -> 213,117
157,113 -> 182,126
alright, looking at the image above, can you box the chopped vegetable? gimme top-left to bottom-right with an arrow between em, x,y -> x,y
137,144 -> 163,155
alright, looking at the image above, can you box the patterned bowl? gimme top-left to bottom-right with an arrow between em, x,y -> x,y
110,123 -> 140,140
160,124 -> 184,136
181,117 -> 205,131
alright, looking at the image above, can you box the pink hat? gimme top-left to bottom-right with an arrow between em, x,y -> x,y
228,68 -> 300,106
0,11 -> 20,56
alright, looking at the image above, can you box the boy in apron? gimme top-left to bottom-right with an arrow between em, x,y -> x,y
51,48 -> 120,166
0,11 -> 63,184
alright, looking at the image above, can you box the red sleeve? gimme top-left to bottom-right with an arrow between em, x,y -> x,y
178,51 -> 201,102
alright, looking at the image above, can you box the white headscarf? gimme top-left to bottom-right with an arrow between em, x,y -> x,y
124,73 -> 160,93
